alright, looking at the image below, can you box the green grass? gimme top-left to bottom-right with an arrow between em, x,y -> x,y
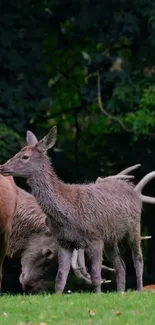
0,291 -> 155,325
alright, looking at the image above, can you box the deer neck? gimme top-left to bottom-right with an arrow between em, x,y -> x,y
27,156 -> 91,250
27,156 -> 69,224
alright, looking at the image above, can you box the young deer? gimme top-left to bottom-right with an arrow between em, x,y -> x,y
11,164 -> 142,292
12,164 -> 139,291
17,163 -> 150,292
1,127 -> 155,294
0,175 -> 18,292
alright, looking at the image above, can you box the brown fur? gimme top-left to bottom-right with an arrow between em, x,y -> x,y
0,175 -> 18,290
0,175 -> 17,230
9,187 -> 49,257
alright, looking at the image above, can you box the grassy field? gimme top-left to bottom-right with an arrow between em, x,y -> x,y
0,291 -> 155,325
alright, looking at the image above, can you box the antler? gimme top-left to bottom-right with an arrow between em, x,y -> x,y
117,164 -> 141,175
71,249 -> 113,285
96,164 -> 141,183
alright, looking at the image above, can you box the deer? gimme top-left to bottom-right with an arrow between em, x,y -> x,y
1,126 -> 155,294
0,164 -> 136,294
0,175 -> 18,292
10,165 -> 140,292
11,166 -> 150,293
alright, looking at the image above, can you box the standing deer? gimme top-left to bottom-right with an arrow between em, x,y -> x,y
0,175 -> 18,292
1,126 -> 155,294
10,165 -> 139,292
11,164 -> 149,293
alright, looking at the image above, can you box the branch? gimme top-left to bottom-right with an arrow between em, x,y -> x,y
86,71 -> 132,132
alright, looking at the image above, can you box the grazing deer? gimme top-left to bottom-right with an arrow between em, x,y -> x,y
1,126 -> 155,294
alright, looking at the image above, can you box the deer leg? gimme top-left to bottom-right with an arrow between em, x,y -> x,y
128,232 -> 143,291
0,230 -> 10,293
88,241 -> 103,293
55,247 -> 72,294
107,244 -> 126,292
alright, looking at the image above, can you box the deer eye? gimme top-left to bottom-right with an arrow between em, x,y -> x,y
22,155 -> 29,160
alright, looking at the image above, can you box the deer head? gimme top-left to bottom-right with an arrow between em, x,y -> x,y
20,234 -> 57,293
0,126 -> 57,177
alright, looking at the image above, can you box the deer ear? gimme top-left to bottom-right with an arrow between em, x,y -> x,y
37,126 -> 57,152
42,248 -> 54,260
26,131 -> 38,146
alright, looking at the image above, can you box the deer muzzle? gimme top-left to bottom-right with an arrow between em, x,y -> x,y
0,165 -> 12,176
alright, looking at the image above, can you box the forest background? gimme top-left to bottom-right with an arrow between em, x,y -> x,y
1,0 -> 155,293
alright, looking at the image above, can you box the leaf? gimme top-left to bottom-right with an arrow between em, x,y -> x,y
88,309 -> 96,316
81,51 -> 91,61
115,311 -> 122,316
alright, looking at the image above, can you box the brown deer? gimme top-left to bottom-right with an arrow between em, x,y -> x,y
11,165 -> 139,292
0,175 -> 18,292
1,126 -> 155,294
